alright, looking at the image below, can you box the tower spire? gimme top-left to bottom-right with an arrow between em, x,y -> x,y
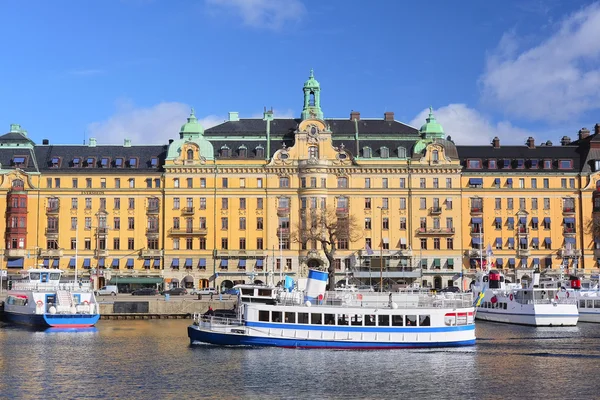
301,69 -> 323,120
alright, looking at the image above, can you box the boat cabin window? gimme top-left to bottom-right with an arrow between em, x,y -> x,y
351,314 -> 363,326
391,315 -> 404,326
7,295 -> 28,306
298,312 -> 309,324
337,314 -> 349,325
311,313 -> 322,325
257,289 -> 272,297
30,272 -> 41,281
50,273 -> 61,280
241,288 -> 254,296
406,315 -> 417,326
595,300 -> 600,308
419,315 -> 431,326
285,312 -> 296,323
378,315 -> 390,326
324,313 -> 335,325
580,300 -> 586,308
365,315 -> 376,326
258,310 -> 269,322
272,311 -> 282,322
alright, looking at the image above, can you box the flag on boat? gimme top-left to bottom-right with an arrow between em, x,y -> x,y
486,244 -> 493,258
365,243 -> 374,255
474,291 -> 485,307
284,276 -> 295,292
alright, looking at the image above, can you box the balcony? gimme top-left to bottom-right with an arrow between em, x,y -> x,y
4,249 -> 27,257
146,206 -> 160,215
516,227 -> 530,235
141,249 -> 162,258
416,227 -> 455,236
470,207 -> 483,215
517,248 -> 531,257
146,228 -> 159,237
181,207 -> 195,215
563,227 -> 576,237
336,207 -> 349,217
39,248 -> 64,258
6,226 -> 27,234
562,207 -> 576,216
467,249 -> 483,258
429,207 -> 442,215
470,228 -> 484,237
169,227 -> 207,236
46,205 -> 59,214
277,207 -> 290,216
45,227 -> 59,238
216,250 -> 266,259
277,227 -> 290,238
95,249 -> 109,258
96,227 -> 109,236
353,266 -> 422,279
559,248 -> 582,258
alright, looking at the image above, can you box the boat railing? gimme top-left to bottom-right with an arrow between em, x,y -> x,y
192,313 -> 244,326
10,281 -> 93,292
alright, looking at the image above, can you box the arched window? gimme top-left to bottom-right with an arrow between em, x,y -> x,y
220,145 -> 230,158
256,146 -> 265,159
308,146 -> 318,159
238,145 -> 247,158
397,147 -> 407,158
187,149 -> 194,160
432,150 -> 439,162
363,147 -> 372,158
380,147 -> 389,158
12,179 -> 24,188
309,90 -> 315,106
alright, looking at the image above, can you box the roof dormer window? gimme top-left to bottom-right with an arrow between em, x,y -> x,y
558,159 -> 573,170
255,145 -> 264,159
51,157 -> 60,167
128,157 -> 138,168
502,159 -> 511,169
100,157 -> 109,168
151,158 -> 158,167
530,159 -> 539,169
543,159 -> 552,169
220,145 -> 230,158
12,156 -> 26,167
72,157 -> 81,167
397,146 -> 407,158
363,147 -> 372,158
467,159 -> 482,169
380,147 -> 389,158
516,159 -> 525,169
115,158 -> 123,168
238,145 -> 247,158
86,157 -> 95,167
488,159 -> 497,169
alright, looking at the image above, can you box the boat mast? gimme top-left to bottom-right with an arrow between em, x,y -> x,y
75,221 -> 78,283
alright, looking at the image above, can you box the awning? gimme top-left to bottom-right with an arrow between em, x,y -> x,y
7,258 -> 24,268
531,217 -> 538,224
565,238 -> 576,244
52,259 -> 59,267
69,258 -> 76,267
520,238 -> 527,245
496,258 -> 503,265
495,238 -> 502,246
185,258 -> 193,267
256,259 -> 264,267
446,197 -> 452,203
382,237 -> 389,244
564,218 -> 575,224
469,178 -> 483,185
83,258 -> 91,268
43,259 -> 49,267
472,237 -> 481,245
533,258 -> 540,264
221,259 -> 228,267
447,259 -> 454,266
508,258 -> 515,265
154,258 -> 161,267
532,238 -> 539,244
198,258 -> 206,268
239,259 -> 246,267
172,258 -> 179,267
507,178 -> 513,184
143,259 -> 151,267
471,218 -> 483,224
494,217 -> 502,224
519,217 -> 527,224
112,259 -> 119,268
507,217 -> 514,224
544,217 -> 551,223
433,259 -> 441,267
545,238 -> 552,244
108,277 -> 163,285
98,258 -> 105,267
508,238 -> 515,245
400,238 -> 407,244
127,258 -> 134,267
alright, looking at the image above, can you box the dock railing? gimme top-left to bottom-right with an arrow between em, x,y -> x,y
11,281 -> 93,292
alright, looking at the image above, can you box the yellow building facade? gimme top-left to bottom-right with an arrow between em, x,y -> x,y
1,72 -> 600,291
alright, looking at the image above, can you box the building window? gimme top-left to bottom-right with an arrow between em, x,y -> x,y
420,238 -> 427,250
363,147 -> 372,158
433,178 -> 439,189
308,146 -> 318,159
467,159 -> 482,169
279,177 -> 289,188
400,198 -> 406,210
434,238 -> 440,250
128,217 -> 135,230
257,217 -> 263,230
400,178 -> 406,188
239,217 -> 246,230
365,198 -> 371,209
86,178 -> 92,188
257,198 -> 263,209
365,178 -> 371,188
365,218 -> 372,230
222,198 -> 228,209
221,217 -> 228,230
382,198 -> 389,209
221,238 -> 228,250
128,198 -> 135,209
187,178 -> 193,188
544,198 -> 550,210
382,217 -> 389,230
446,178 -> 452,188
173,238 -> 179,250
382,178 -> 388,189
420,198 -> 426,209
420,178 -> 426,188
400,218 -> 406,230
380,147 -> 389,158
129,178 -> 135,188
337,177 -> 348,188
446,238 -> 453,250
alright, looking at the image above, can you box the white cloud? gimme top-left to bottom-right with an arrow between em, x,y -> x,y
206,0 -> 306,30
410,104 -> 537,146
87,100 -> 225,145
480,2 -> 600,122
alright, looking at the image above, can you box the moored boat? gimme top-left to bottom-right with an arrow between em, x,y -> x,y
1,268 -> 100,328
188,270 -> 476,349
540,275 -> 600,323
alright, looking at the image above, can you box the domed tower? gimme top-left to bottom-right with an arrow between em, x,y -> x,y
301,69 -> 324,120
419,107 -> 445,140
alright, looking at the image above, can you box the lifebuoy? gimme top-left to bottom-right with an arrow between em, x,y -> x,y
36,300 -> 43,307
509,294 -> 513,301
83,300 -> 89,305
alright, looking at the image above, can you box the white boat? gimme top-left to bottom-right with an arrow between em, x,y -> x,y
472,269 -> 578,326
1,269 -> 100,328
540,275 -> 600,323
188,269 -> 476,349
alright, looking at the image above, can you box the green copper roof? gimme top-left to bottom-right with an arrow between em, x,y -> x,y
301,69 -> 324,120
412,138 -> 431,156
303,68 -> 320,88
180,108 -> 204,137
419,107 -> 444,139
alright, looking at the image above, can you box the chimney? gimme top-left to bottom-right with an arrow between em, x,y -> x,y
262,107 -> 274,121
42,139 -> 49,145
169,139 -> 174,144
492,137 -> 500,148
350,110 -> 360,121
124,138 -> 132,147
89,137 -> 97,147
545,140 -> 553,146
384,111 -> 394,122
579,127 -> 591,140
595,123 -> 600,135
560,136 -> 571,146
526,137 -> 535,149
228,111 -> 239,122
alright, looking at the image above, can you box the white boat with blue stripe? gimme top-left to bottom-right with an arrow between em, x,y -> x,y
188,270 -> 476,349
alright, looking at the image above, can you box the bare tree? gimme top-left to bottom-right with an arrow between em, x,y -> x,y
292,206 -> 363,289
586,216 -> 600,241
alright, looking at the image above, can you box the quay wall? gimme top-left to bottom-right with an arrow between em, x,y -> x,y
98,299 -> 236,319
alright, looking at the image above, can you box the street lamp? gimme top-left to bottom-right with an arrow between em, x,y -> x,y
377,206 -> 384,292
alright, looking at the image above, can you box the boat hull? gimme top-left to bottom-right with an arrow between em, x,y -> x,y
475,306 -> 578,326
2,310 -> 99,328
187,325 -> 476,349
578,310 -> 600,323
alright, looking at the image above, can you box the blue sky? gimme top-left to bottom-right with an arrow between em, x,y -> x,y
0,0 -> 599,146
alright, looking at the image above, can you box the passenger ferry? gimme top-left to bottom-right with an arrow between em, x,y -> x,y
188,270 -> 476,349
1,268 -> 100,328
472,269 -> 578,326
540,275 -> 600,323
